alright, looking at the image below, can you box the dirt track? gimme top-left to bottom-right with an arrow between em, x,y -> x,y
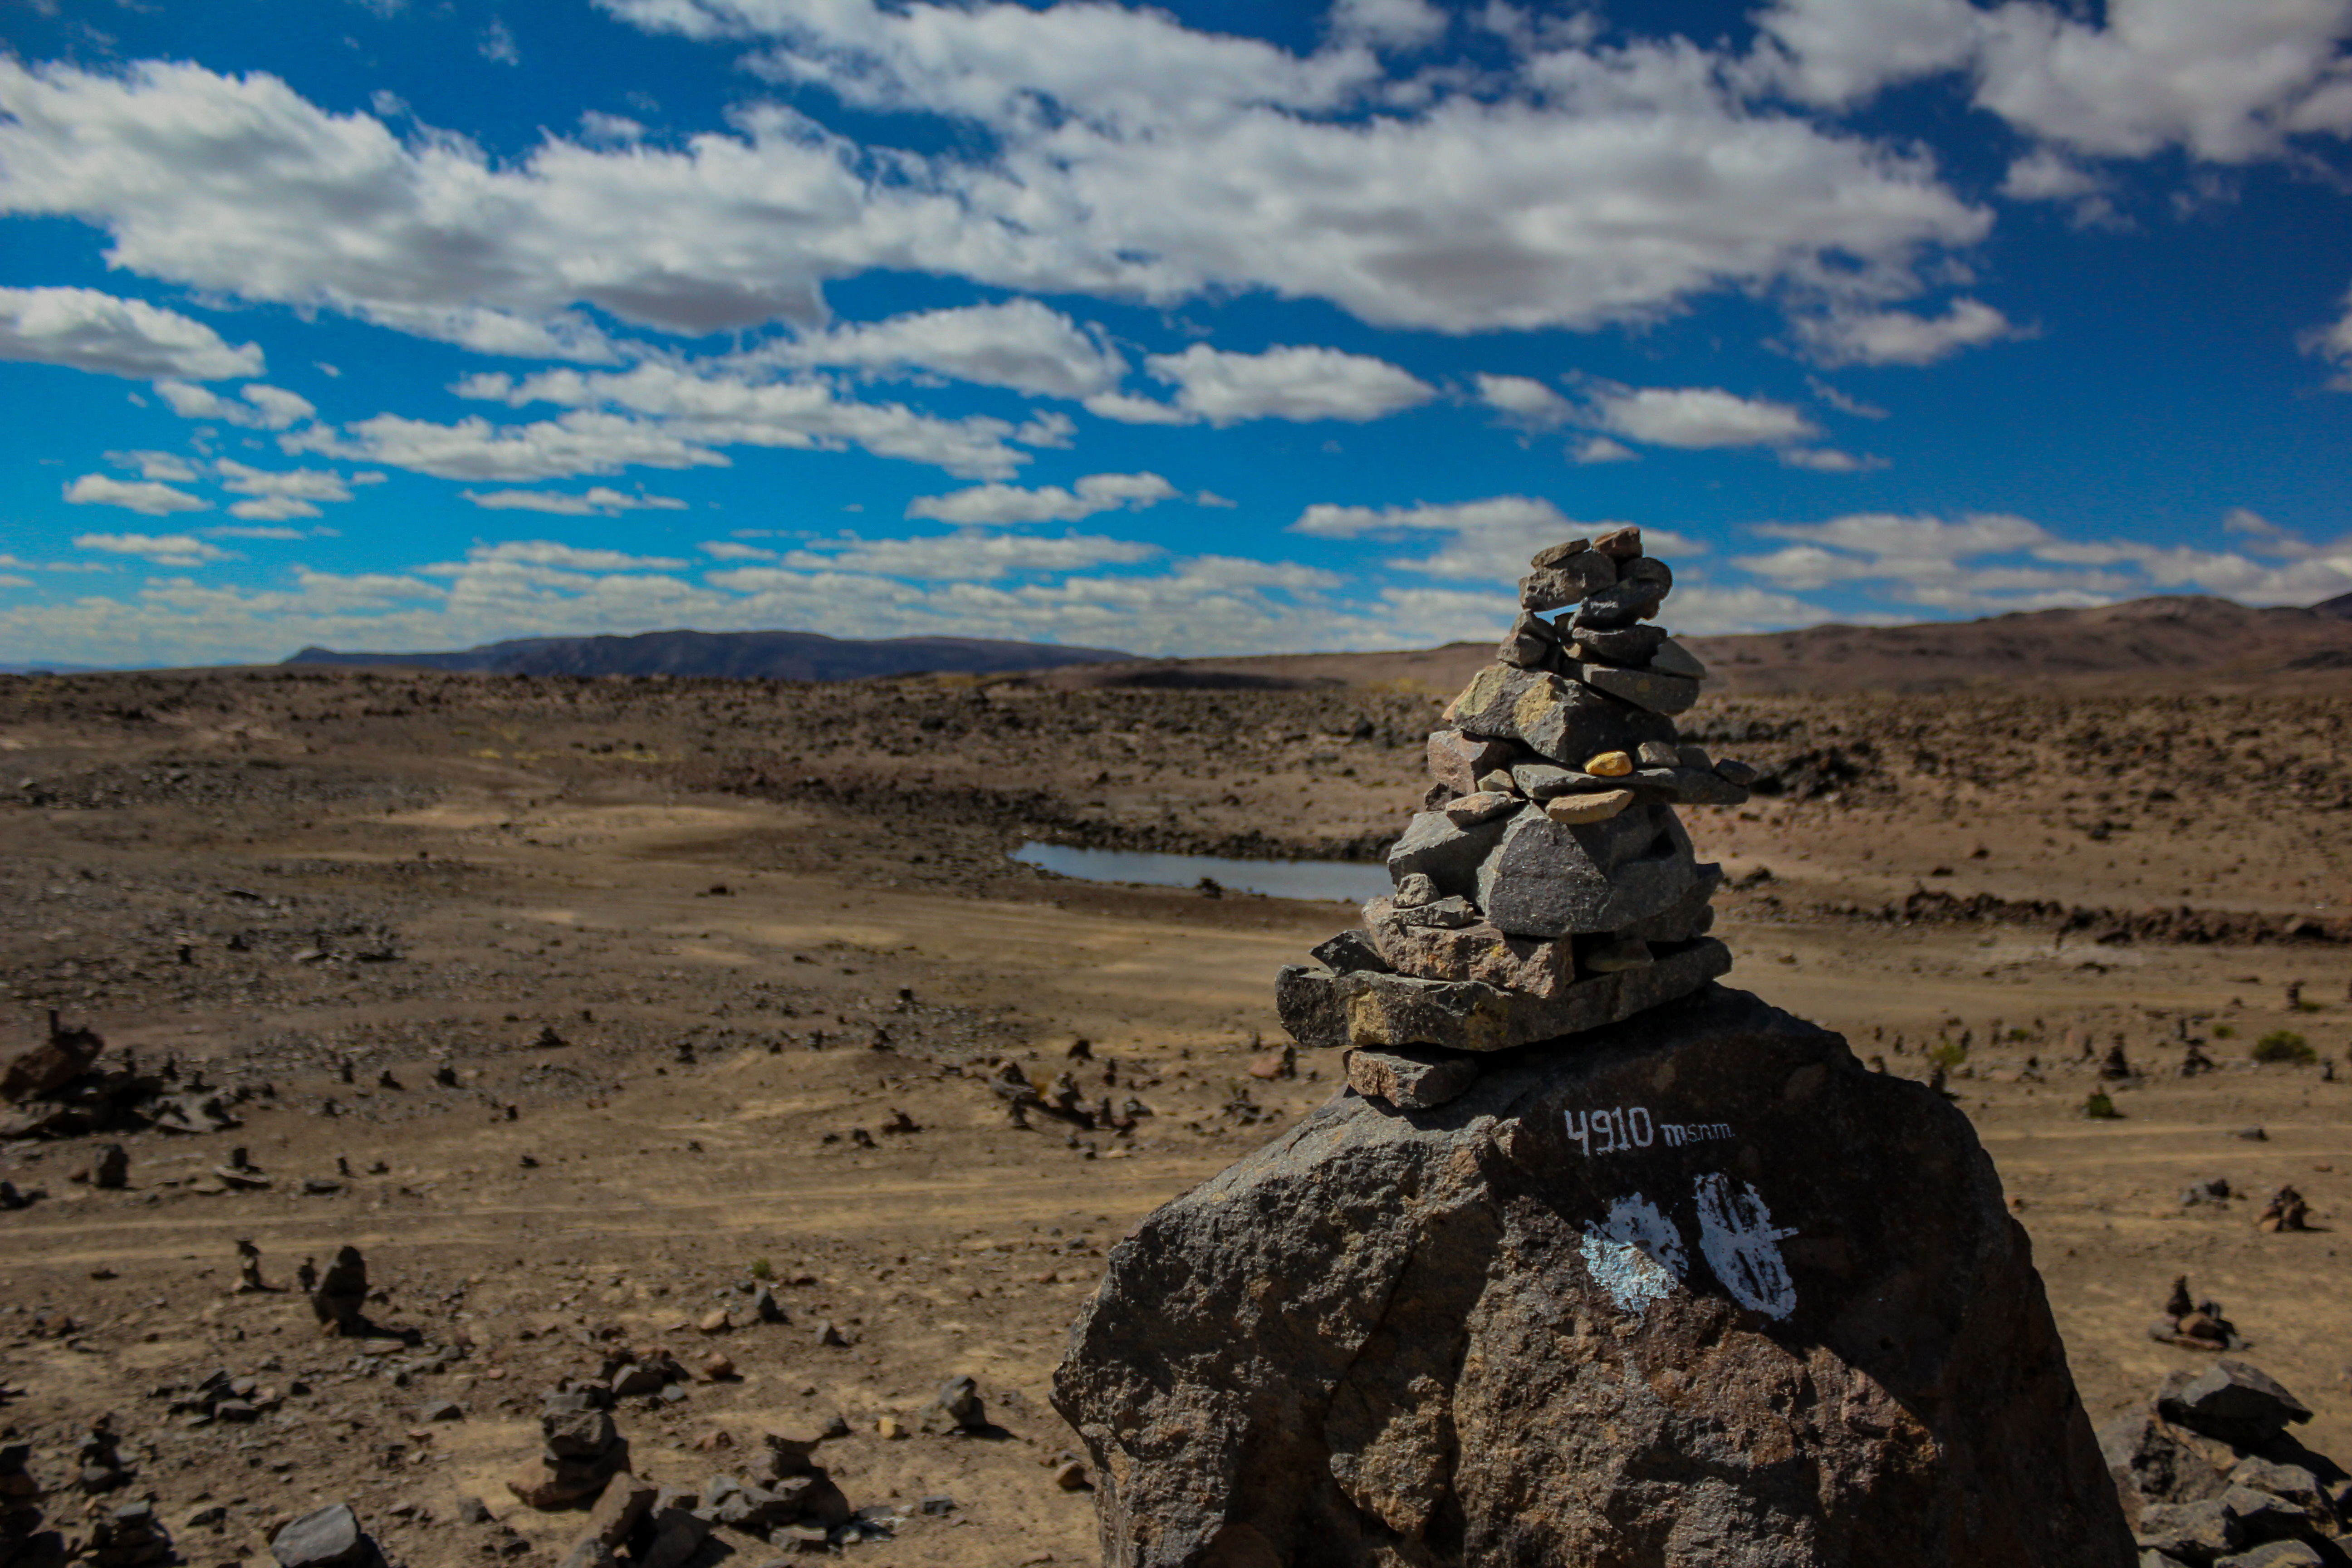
2,666 -> 2350,1566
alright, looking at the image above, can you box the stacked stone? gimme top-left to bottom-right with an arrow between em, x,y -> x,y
85,1501 -> 169,1568
509,1387 -> 632,1510
1278,528 -> 1753,1066
0,1443 -> 43,1564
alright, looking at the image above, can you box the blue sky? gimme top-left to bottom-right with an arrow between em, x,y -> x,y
4,0 -> 2352,666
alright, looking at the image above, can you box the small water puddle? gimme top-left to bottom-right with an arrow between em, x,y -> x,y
1010,842 -> 1389,903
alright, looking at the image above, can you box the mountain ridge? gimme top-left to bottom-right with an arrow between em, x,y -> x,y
284,627 -> 1129,682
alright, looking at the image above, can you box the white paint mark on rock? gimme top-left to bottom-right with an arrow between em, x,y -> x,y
1693,1173 -> 1798,1320
1580,1193 -> 1686,1314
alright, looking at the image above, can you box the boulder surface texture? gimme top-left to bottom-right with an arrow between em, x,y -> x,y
1053,985 -> 2132,1568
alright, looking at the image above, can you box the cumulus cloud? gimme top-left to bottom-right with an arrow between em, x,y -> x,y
905,471 -> 1180,525
1796,298 -> 2021,367
1778,446 -> 1886,472
156,380 -> 316,429
762,300 -> 1127,399
0,45 -> 1988,353
0,285 -> 263,380
1755,0 -> 2352,163
1588,386 -> 1818,449
1119,344 -> 1437,426
74,531 -> 229,564
287,410 -> 727,482
765,529 -> 1160,579
2303,284 -> 2352,387
64,473 -> 209,516
1572,435 -> 1638,464
462,486 -> 691,514
1474,372 -> 1575,427
108,450 -> 199,482
450,364 -> 1031,478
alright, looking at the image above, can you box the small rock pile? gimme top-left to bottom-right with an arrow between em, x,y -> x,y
510,1387 -> 632,1510
0,1443 -> 44,1565
1276,529 -> 1755,1104
0,1012 -> 242,1138
2152,1276 -> 2242,1352
555,1429 -> 858,1565
309,1246 -> 368,1335
85,1500 -> 170,1568
2102,1360 -> 2348,1567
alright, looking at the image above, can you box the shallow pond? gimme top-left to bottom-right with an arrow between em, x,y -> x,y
1010,841 -> 1389,903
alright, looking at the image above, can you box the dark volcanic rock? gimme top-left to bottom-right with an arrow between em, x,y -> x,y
1054,985 -> 2132,1568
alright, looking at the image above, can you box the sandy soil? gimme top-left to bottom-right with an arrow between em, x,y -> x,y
1,665 -> 2348,1567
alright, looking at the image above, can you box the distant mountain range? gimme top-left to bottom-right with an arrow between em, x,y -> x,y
1025,593 -> 2352,696
284,628 -> 1128,681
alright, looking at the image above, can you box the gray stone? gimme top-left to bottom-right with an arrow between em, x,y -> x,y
93,1144 -> 128,1190
1593,524 -> 1643,558
639,1508 -> 711,1568
1426,730 -> 1516,797
1475,802 -> 1707,939
1715,757 -> 1760,787
1393,873 -> 1438,907
917,1375 -> 988,1434
1541,789 -> 1635,825
2135,1496 -> 2242,1564
1509,762 -> 1597,799
2225,1458 -> 2330,1516
2216,1544 -> 2323,1568
1058,985 -> 2135,1568
1576,660 -> 1700,715
2160,1362 -> 2313,1448
1309,931 -> 1392,976
1345,1046 -> 1478,1109
1363,897 -> 1577,1000
1518,552 -> 1616,611
1528,538 -> 1591,570
1571,573 -> 1668,629
1495,612 -> 1559,670
1566,623 -> 1665,665
1650,637 -> 1707,679
272,1504 -> 382,1568
1635,740 -> 1680,767
1441,790 -> 1520,827
545,1409 -> 617,1460
1274,939 -> 1732,1054
1441,665 -> 1674,764
1393,896 -> 1480,930
1386,810 -> 1513,902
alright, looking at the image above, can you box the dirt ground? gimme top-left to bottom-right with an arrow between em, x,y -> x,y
1,665 -> 2349,1567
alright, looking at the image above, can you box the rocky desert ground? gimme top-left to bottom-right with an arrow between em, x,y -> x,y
1,657 -> 2349,1567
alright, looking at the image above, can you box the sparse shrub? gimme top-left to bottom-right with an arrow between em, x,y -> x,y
2214,1024 -> 2237,1039
2252,1031 -> 2315,1064
1927,1040 -> 1968,1070
2082,1090 -> 2122,1120
749,1257 -> 774,1281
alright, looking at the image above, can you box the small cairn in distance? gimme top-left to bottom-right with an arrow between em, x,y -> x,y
1277,527 -> 1756,1104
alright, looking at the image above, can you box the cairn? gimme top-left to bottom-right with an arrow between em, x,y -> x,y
0,1443 -> 44,1564
1277,528 -> 1753,1097
309,1245 -> 368,1334
509,1387 -> 631,1510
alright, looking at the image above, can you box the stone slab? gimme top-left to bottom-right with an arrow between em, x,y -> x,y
1345,1046 -> 1479,1109
1274,938 -> 1733,1053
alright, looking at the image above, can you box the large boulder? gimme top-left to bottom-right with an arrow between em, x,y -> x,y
1054,985 -> 2132,1568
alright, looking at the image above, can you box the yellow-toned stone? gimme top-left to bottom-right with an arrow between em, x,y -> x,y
1585,750 -> 1633,778
1544,789 -> 1634,825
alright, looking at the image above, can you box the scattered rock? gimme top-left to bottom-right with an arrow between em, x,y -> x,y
916,1375 -> 988,1435
270,1503 -> 386,1568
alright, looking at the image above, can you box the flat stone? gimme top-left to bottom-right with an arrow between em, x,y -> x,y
272,1504 -> 381,1568
1572,575 -> 1668,629
1386,810 -> 1514,902
1394,896 -> 1480,930
1581,937 -> 1654,973
1442,665 -> 1673,764
582,1479 -> 658,1552
1575,662 -> 1700,715
1518,553 -> 1616,611
1364,897 -> 1578,1000
2226,1457 -> 2330,1514
1476,803 -> 1707,939
1566,624 -> 1664,665
1542,790 -> 1634,825
1495,613 -> 1560,670
1650,637 -> 1707,680
1062,984 -> 2135,1568
1442,791 -> 1520,827
1393,872 -> 1438,907
1715,757 -> 1760,787
1274,938 -> 1732,1054
1308,931 -> 1392,976
1593,524 -> 1642,557
1528,539 -> 1590,570
2160,1362 -> 2312,1447
2135,1497 -> 2242,1563
1636,740 -> 1679,766
1346,1046 -> 1478,1109
1426,730 -> 1516,797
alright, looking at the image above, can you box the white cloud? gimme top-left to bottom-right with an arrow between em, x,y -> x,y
216,458 -> 375,503
0,285 -> 263,380
1141,343 -> 1436,425
64,473 -> 209,516
1331,0 -> 1449,50
288,411 -> 725,481
225,497 -> 322,522
1757,0 -> 2352,163
2303,283 -> 2352,387
451,364 -> 1030,478
0,47 -> 1988,353
762,300 -> 1126,398
446,541 -> 691,572
1079,391 -> 1196,426
1293,495 -> 1701,579
700,540 -> 774,560
108,449 -> 199,482
1589,386 -> 1818,448
1778,446 -> 1886,472
764,529 -> 1160,580
74,531 -> 229,564
156,380 -> 316,429
905,471 -> 1179,525
1796,298 -> 2020,367
1999,147 -> 2101,201
1572,435 -> 1638,464
1474,372 -> 1574,426
462,485 -> 691,514
480,18 -> 520,65
206,523 -> 307,538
